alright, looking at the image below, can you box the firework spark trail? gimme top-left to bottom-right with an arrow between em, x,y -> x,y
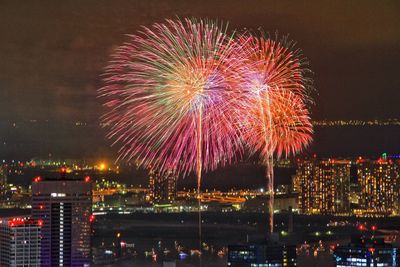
99,18 -> 249,258
101,19 -> 246,177
197,104 -> 203,258
239,34 -> 313,234
100,17 -> 313,243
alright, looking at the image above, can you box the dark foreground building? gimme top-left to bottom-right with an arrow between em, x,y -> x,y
333,235 -> 399,267
31,174 -> 92,267
227,242 -> 296,267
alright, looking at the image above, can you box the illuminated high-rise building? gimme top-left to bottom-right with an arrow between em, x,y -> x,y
293,159 -> 351,214
357,159 -> 400,215
31,174 -> 93,267
0,216 -> 42,267
149,170 -> 177,204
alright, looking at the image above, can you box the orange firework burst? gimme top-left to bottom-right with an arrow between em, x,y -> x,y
239,33 -> 313,233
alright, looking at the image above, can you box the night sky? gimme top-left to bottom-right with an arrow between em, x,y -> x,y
1,0 -> 400,161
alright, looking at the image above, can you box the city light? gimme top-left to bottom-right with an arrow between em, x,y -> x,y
358,224 -> 366,231
1,3 -> 399,267
99,163 -> 106,171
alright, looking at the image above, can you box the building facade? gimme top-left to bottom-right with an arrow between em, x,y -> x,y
0,217 -> 41,267
149,170 -> 177,204
333,235 -> 399,267
357,159 -> 400,215
227,243 -> 296,267
293,159 -> 351,214
31,176 -> 92,267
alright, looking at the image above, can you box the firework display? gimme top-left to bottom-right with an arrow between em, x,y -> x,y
99,18 -> 246,181
238,34 -> 313,232
99,18 -> 313,235
238,34 -> 313,156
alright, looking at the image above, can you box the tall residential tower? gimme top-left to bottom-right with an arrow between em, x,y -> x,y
149,170 -> 177,204
31,174 -> 93,267
293,159 -> 351,214
357,158 -> 400,215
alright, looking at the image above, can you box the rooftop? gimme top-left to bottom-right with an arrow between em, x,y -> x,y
0,216 -> 42,228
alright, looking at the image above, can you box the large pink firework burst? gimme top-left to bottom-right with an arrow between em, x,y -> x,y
99,18 -> 314,238
99,19 -> 249,254
99,18 -> 246,181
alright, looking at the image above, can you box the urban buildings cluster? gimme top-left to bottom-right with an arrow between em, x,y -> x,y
1,157 -> 400,266
0,172 -> 93,267
293,157 -> 400,216
0,164 -> 30,209
2,156 -> 400,218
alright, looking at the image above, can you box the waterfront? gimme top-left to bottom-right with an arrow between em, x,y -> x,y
92,212 -> 400,267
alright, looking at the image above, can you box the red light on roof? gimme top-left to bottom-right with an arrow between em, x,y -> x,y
371,225 -> 377,231
358,224 -> 366,231
33,176 -> 41,182
84,176 -> 91,182
89,215 -> 95,223
8,217 -> 41,227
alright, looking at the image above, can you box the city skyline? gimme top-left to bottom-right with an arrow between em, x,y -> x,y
1,153 -> 400,266
1,1 -> 400,267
